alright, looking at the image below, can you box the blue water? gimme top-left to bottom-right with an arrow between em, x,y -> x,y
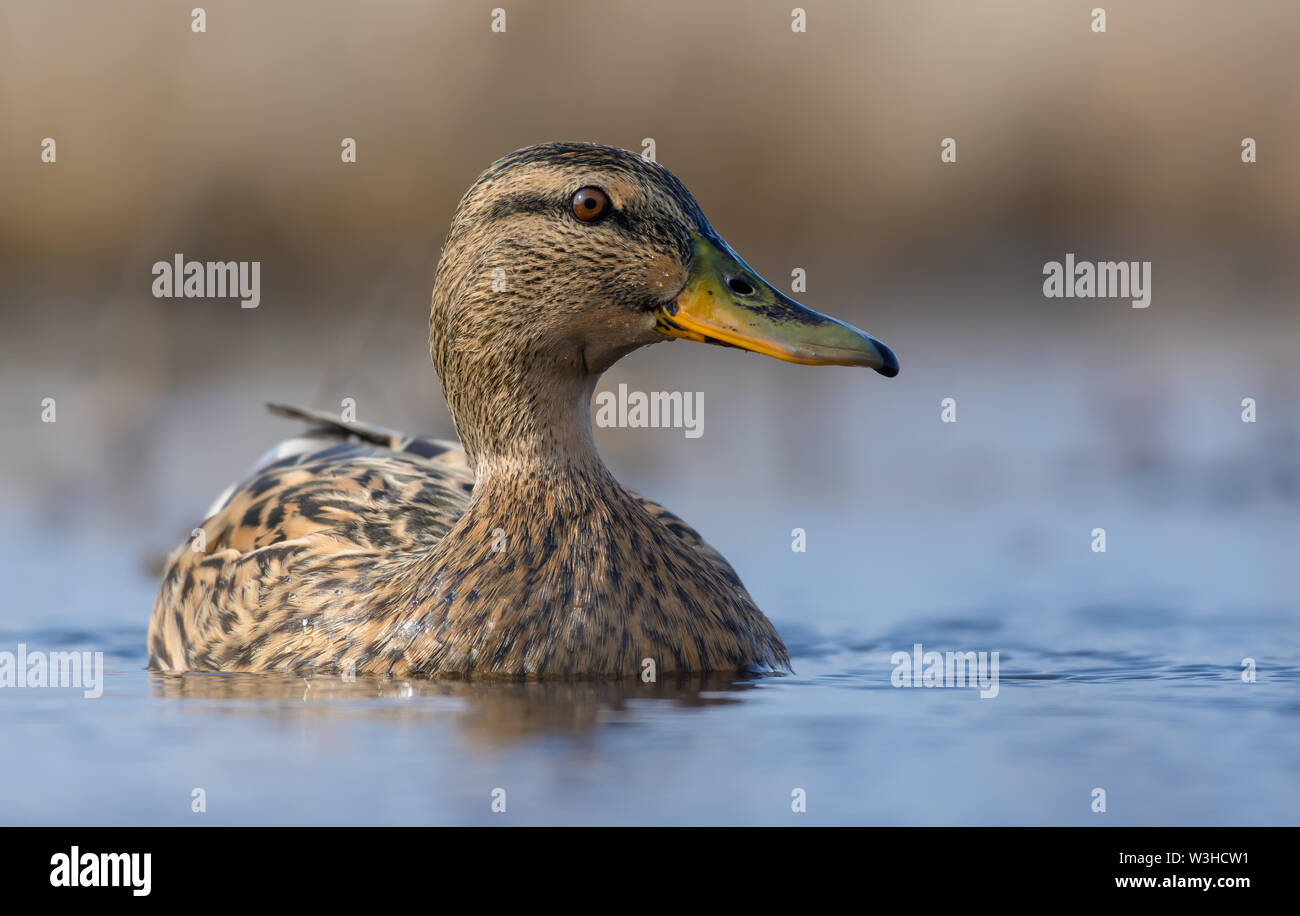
0,609 -> 1295,825
1,340 -> 1297,825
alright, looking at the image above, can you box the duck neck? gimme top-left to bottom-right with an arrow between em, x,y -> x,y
414,354 -> 651,612
443,355 -> 607,479
428,347 -> 660,588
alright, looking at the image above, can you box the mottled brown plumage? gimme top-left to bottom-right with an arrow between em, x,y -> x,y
149,142 -> 897,678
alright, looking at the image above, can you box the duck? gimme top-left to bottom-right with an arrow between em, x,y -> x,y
148,142 -> 898,679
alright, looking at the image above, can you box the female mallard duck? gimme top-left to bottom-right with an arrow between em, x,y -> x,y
149,142 -> 898,678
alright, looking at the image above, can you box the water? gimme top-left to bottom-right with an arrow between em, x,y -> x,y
1,610 -> 1295,825
1,329 -> 1297,825
1,509 -> 1295,825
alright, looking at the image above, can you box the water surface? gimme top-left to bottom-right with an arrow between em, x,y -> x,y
2,333 -> 1296,826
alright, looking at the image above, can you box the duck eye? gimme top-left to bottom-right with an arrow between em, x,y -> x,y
571,187 -> 611,223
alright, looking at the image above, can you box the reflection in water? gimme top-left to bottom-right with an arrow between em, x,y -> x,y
1,620 -> 1295,824
150,671 -> 764,745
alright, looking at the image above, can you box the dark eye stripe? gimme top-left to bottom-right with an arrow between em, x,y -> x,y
471,187 -> 692,265
477,192 -> 558,221
477,190 -> 630,230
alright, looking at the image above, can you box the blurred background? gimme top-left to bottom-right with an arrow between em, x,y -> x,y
0,1 -> 1296,825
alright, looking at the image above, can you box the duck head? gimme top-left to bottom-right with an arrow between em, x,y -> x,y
431,142 -> 897,471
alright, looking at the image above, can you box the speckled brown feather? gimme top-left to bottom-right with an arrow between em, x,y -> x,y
149,142 -> 790,678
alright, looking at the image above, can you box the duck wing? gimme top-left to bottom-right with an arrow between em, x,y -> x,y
258,404 -> 737,584
149,405 -> 474,672
151,403 -> 747,673
201,402 -> 469,518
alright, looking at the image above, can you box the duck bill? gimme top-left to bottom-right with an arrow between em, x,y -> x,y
656,234 -> 899,376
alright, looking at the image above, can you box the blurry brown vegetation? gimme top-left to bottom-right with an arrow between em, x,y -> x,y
0,0 -> 1296,548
